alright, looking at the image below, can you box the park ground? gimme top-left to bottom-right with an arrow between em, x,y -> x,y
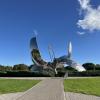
0,79 -> 40,94
0,77 -> 100,99
64,77 -> 100,96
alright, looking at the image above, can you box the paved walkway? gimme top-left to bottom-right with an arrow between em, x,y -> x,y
0,78 -> 100,100
0,92 -> 24,100
65,92 -> 100,100
16,79 -> 64,100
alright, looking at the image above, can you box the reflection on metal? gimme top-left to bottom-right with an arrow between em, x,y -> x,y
55,56 -> 86,72
30,36 -> 86,75
68,41 -> 72,59
48,45 -> 55,62
30,37 -> 41,65
30,37 -> 47,66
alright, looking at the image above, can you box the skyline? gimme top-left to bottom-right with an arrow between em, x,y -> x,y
0,0 -> 100,66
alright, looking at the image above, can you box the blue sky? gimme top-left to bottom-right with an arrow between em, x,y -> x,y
0,0 -> 100,66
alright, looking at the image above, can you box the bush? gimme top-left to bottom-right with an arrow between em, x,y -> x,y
68,70 -> 100,77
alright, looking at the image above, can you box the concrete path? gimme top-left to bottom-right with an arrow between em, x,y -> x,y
16,79 -> 64,100
0,92 -> 24,100
0,78 -> 100,100
65,92 -> 100,100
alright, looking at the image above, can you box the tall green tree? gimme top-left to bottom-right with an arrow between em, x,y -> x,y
82,63 -> 95,71
13,64 -> 29,71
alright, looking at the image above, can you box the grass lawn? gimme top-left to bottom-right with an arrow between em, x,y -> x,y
64,77 -> 100,96
0,79 -> 40,94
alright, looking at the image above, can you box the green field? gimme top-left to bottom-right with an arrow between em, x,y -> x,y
64,78 -> 100,96
0,79 -> 40,94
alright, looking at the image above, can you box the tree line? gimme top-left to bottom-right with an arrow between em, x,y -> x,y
0,64 -> 29,72
0,63 -> 100,72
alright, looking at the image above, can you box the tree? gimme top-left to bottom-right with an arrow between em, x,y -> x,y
95,64 -> 100,70
82,63 -> 95,70
13,64 -> 29,71
5,66 -> 13,71
0,65 -> 5,71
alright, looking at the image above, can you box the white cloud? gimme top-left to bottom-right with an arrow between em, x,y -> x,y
77,0 -> 100,32
78,0 -> 90,10
77,31 -> 85,35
